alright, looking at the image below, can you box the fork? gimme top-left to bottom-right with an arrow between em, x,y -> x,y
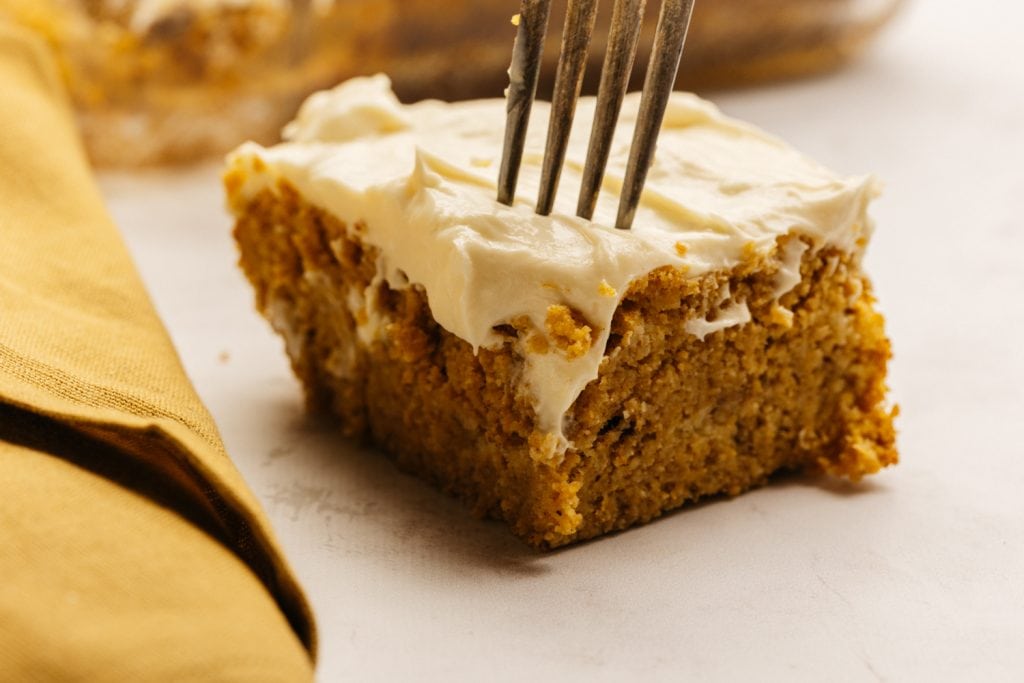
497,0 -> 696,230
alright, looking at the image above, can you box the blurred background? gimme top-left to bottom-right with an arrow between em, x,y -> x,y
8,1 -> 1024,680
0,0 -> 903,166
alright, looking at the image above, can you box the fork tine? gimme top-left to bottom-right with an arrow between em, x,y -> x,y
535,0 -> 601,216
576,0 -> 647,221
615,0 -> 695,230
498,0 -> 553,206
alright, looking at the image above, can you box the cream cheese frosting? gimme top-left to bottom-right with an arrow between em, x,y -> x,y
227,74 -> 879,458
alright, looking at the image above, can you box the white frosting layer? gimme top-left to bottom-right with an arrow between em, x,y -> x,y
227,75 -> 879,457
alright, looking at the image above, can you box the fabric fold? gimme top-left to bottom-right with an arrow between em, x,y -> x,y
0,22 -> 315,678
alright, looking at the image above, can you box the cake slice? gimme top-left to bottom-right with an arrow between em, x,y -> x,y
225,75 -> 897,548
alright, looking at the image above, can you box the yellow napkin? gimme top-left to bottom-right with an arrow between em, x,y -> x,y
0,24 -> 315,681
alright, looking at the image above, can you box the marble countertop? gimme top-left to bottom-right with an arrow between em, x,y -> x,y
99,0 -> 1023,679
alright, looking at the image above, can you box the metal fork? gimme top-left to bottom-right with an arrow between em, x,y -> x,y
497,0 -> 695,230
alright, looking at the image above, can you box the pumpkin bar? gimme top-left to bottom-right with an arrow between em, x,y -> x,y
224,76 -> 897,548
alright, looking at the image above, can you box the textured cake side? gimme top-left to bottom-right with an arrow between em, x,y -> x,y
229,180 -> 897,548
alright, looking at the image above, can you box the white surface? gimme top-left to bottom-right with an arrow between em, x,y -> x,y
99,1 -> 1024,680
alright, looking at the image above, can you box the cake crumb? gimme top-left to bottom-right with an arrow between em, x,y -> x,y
545,305 -> 593,360
598,280 -> 617,297
223,168 -> 245,196
509,315 -> 550,355
528,431 -> 562,463
527,335 -> 550,354
769,303 -> 794,328
674,241 -> 688,257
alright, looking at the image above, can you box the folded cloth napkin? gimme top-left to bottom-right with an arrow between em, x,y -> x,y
0,23 -> 315,681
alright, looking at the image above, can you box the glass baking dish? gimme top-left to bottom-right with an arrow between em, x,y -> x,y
0,0 -> 904,166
